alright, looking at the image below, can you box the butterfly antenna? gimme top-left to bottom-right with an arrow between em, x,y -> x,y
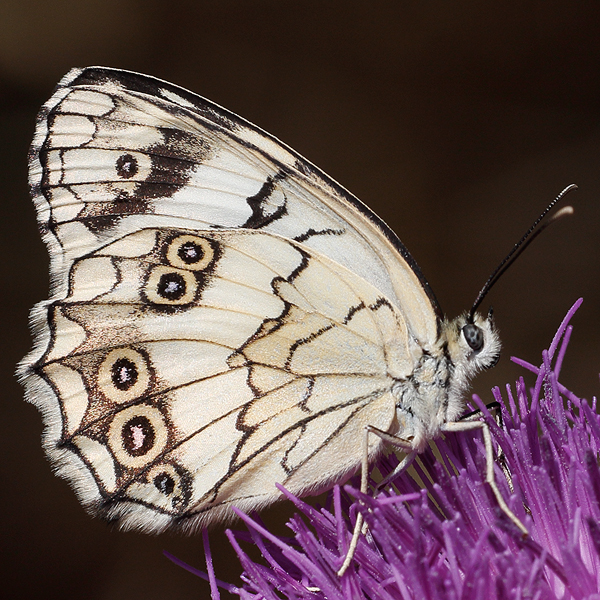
468,184 -> 577,321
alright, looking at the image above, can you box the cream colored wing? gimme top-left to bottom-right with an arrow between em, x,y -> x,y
29,67 -> 440,349
24,227 -> 419,531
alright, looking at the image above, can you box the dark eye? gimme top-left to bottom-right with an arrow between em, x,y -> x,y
462,323 -> 484,352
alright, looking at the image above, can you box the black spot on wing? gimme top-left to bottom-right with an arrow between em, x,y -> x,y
76,135 -> 205,233
116,154 -> 138,178
155,272 -> 188,301
242,171 -> 288,229
111,357 -> 138,390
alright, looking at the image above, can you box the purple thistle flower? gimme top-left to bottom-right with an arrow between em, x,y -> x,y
168,298 -> 600,599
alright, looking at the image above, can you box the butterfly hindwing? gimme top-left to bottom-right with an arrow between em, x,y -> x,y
30,226 -> 410,530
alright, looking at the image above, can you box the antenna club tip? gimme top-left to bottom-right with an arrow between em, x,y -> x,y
560,184 -> 578,197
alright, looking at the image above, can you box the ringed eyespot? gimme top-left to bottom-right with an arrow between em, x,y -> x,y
166,235 -> 216,271
147,463 -> 191,510
145,265 -> 198,305
107,404 -> 169,469
97,348 -> 151,403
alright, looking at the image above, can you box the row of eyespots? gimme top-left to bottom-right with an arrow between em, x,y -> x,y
86,235 -> 213,507
144,234 -> 218,306
97,347 -> 163,469
96,346 -> 190,509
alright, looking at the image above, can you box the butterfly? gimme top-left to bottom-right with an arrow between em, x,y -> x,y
20,67 -> 526,545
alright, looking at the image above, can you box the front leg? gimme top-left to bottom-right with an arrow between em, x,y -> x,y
337,425 -> 416,576
441,419 -> 528,536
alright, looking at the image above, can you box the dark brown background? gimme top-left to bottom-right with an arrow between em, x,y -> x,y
2,2 -> 599,598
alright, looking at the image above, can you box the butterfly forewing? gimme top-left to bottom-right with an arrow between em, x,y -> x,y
31,67 -> 440,343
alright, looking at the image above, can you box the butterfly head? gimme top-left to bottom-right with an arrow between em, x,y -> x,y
448,308 -> 501,372
441,308 -> 501,420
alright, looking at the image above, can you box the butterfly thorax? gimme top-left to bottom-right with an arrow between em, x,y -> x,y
391,311 -> 501,452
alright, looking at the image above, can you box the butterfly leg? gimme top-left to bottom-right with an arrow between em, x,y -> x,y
337,426 -> 414,576
441,419 -> 528,536
460,402 -> 515,494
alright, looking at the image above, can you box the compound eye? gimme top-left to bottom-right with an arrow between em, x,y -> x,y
462,323 -> 484,352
